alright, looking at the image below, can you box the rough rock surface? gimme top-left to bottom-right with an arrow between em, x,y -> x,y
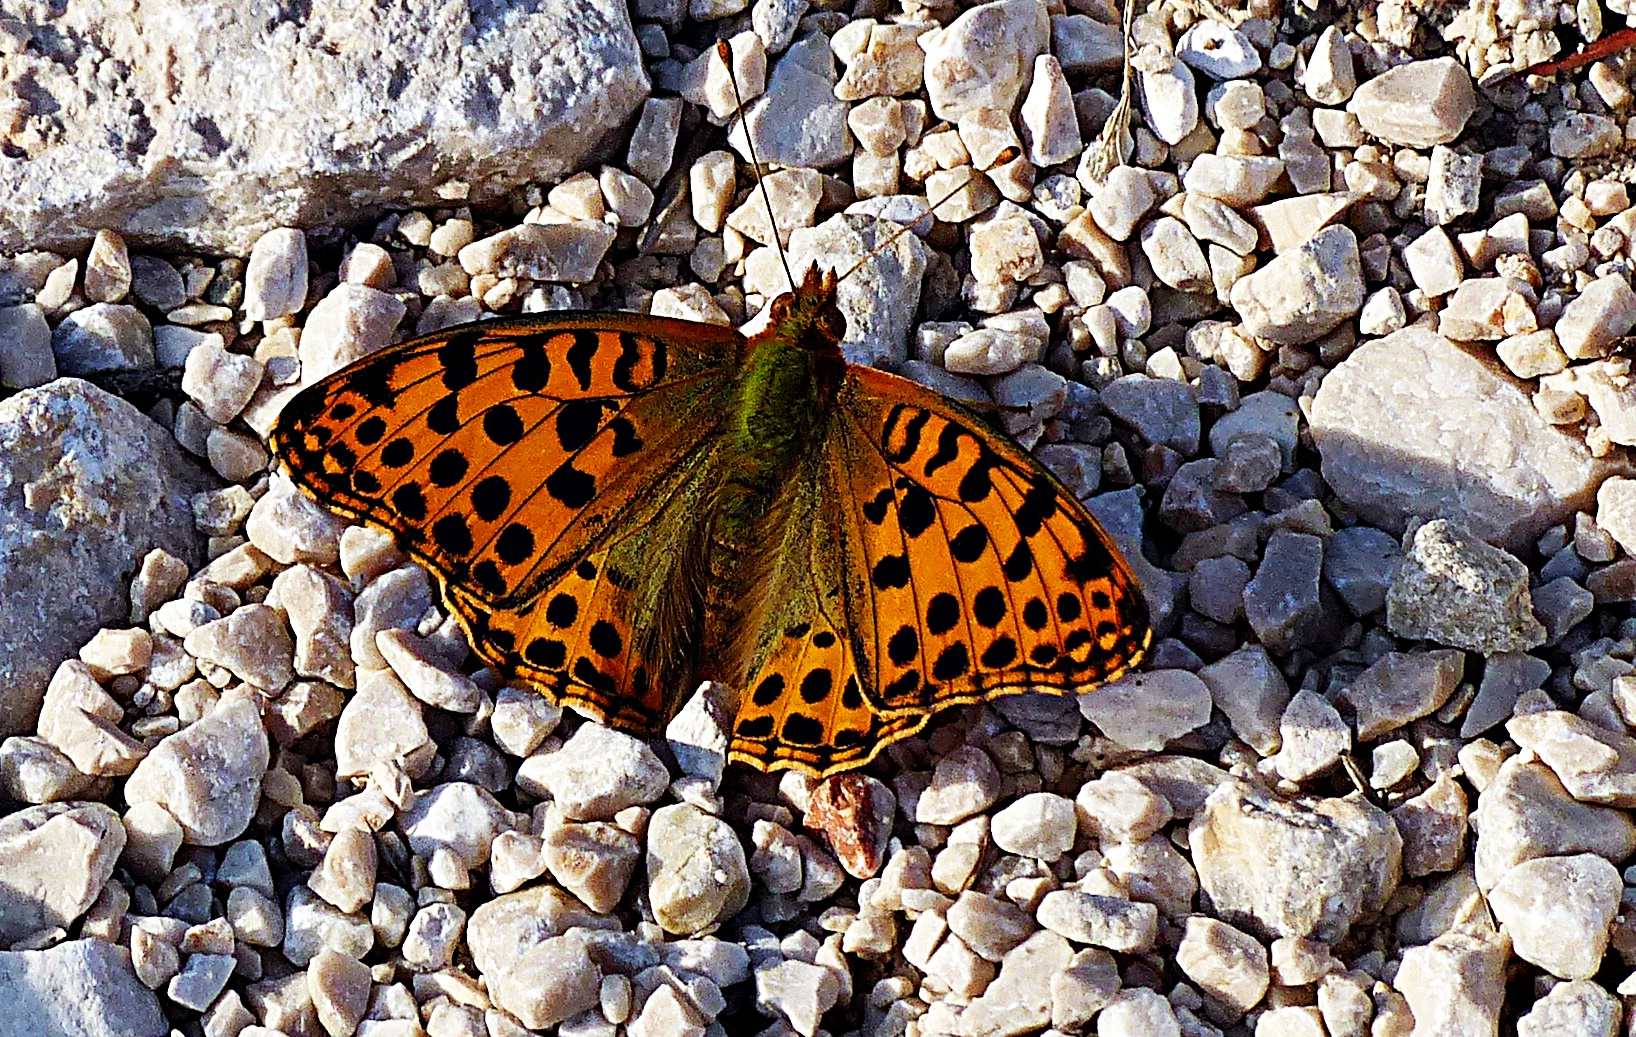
0,1 -> 649,252
0,380 -> 211,736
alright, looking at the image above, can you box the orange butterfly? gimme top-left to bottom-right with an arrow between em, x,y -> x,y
271,266 -> 1150,776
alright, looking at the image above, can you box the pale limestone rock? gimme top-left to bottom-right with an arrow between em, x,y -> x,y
1309,328 -> 1630,551
1189,780 -> 1401,942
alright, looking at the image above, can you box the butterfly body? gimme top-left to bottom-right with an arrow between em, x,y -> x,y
273,267 -> 1150,777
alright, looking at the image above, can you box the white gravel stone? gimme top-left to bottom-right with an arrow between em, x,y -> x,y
296,283 -> 407,384
1075,771 -> 1172,845
989,792 -> 1076,861
402,782 -> 511,870
1274,689 -> 1351,783
529,724 -> 668,821
243,228 -> 309,322
1230,224 -> 1363,344
916,746 -> 1002,825
0,803 -> 125,946
1138,55 -> 1198,145
1019,55 -> 1080,166
1177,21 -> 1262,80
918,0 -> 1050,123
1516,980 -> 1621,1037
1473,757 -> 1636,890
1555,275 -> 1636,360
1036,890 -> 1157,952
1189,780 -> 1401,942
647,804 -> 751,935
1486,853 -> 1619,979
1345,57 -> 1475,147
490,932 -> 602,1030
1301,26 -> 1356,104
1183,154 -> 1284,207
333,669 -> 433,782
1175,916 -> 1269,1016
124,691 -> 268,846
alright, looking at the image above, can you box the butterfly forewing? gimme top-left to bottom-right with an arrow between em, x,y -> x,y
273,312 -> 741,734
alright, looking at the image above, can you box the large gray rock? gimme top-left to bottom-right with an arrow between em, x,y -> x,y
0,0 -> 648,253
0,380 -> 212,736
0,940 -> 166,1037
1310,328 -> 1628,552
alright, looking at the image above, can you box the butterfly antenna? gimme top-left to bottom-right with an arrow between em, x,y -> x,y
717,38 -> 796,292
836,145 -> 1023,285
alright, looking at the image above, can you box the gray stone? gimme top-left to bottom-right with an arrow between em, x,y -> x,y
0,381 -> 211,737
1385,519 -> 1545,653
0,1 -> 648,253
1099,375 -> 1201,453
1244,530 -> 1328,655
0,939 -> 166,1037
1197,647 -> 1289,756
1337,650 -> 1464,742
1322,526 -> 1398,617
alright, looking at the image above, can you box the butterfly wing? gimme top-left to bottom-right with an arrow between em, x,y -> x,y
272,312 -> 741,734
725,365 -> 1150,775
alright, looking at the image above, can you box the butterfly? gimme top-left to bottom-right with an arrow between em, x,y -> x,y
270,265 -> 1151,777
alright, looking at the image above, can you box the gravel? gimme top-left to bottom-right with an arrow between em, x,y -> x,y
3,0 -> 1636,1033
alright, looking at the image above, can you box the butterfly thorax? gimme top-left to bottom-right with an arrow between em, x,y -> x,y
700,270 -> 848,675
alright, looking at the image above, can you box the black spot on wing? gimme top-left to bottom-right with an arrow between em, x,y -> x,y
1014,480 -> 1059,537
329,401 -> 356,421
883,669 -> 920,702
1023,597 -> 1049,630
438,335 -> 480,391
752,674 -> 785,707
608,417 -> 642,457
932,644 -> 970,681
352,471 -> 381,494
1003,542 -> 1034,580
429,449 -> 469,487
813,631 -> 836,648
573,657 -> 617,693
565,331 -> 599,390
588,620 -> 623,658
381,438 -> 414,468
923,422 -> 961,477
484,405 -> 525,445
950,524 -> 988,563
958,454 -> 996,502
349,365 -> 395,408
973,586 -> 1006,628
611,334 -> 645,392
887,625 -> 919,665
433,514 -> 473,555
1058,592 -> 1082,622
899,483 -> 936,538
781,713 -> 823,745
926,593 -> 960,635
872,554 -> 910,590
556,399 -> 608,452
882,404 -> 931,464
526,638 -> 567,668
545,462 -> 595,508
862,487 -> 893,525
495,524 -> 535,565
513,338 -> 551,393
981,637 -> 1018,667
355,415 -> 386,445
393,483 -> 428,521
471,476 -> 511,521
472,560 -> 506,596
737,715 -> 774,738
840,676 -> 863,709
427,395 -> 460,435
799,669 -> 833,704
547,594 -> 578,628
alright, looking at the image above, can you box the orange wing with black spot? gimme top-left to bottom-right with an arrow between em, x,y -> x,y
725,365 -> 1151,775
272,312 -> 739,734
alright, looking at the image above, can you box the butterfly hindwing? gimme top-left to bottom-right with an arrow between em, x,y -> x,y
273,312 -> 740,733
